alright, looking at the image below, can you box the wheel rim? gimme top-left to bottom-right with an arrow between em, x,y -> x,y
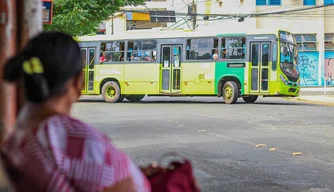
224,86 -> 233,100
106,86 -> 116,99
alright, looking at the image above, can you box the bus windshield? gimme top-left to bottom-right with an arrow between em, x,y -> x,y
280,42 -> 299,80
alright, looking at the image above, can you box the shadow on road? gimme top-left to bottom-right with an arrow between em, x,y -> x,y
77,99 -> 315,106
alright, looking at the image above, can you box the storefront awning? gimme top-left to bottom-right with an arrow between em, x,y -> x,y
126,12 -> 150,21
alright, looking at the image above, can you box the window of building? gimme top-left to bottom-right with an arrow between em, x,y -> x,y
127,40 -> 157,62
256,0 -> 281,5
324,0 -> 334,5
295,34 -> 318,51
100,41 -> 125,63
325,34 -> 334,51
221,37 -> 246,60
186,38 -> 219,60
303,0 -> 316,5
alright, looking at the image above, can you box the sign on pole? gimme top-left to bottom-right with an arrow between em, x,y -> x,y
43,0 -> 53,25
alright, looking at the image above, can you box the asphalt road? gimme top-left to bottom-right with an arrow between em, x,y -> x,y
72,96 -> 334,192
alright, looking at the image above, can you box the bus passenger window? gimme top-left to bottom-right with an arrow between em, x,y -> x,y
81,49 -> 87,68
89,48 -> 95,69
221,37 -> 246,60
251,44 -> 259,66
186,38 -> 218,60
127,40 -> 157,62
272,43 -> 277,71
262,44 -> 269,66
100,41 -> 125,63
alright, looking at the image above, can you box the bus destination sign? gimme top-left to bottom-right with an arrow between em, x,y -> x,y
279,31 -> 294,44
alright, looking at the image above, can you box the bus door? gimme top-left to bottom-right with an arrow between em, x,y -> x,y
80,47 -> 96,93
249,42 -> 270,93
160,45 -> 182,93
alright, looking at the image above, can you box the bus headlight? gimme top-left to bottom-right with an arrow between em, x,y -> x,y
280,74 -> 289,85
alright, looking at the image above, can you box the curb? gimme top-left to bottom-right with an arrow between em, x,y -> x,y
294,98 -> 334,107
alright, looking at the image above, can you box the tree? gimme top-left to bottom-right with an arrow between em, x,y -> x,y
44,0 -> 145,36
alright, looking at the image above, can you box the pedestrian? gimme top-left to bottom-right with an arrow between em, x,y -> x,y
0,31 -> 151,192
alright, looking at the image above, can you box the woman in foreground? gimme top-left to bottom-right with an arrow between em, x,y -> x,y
1,31 -> 151,192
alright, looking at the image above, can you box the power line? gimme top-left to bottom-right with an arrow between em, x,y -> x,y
121,3 -> 334,19
118,3 -> 334,29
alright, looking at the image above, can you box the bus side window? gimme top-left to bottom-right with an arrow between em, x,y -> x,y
127,40 -> 157,62
221,37 -> 245,60
272,42 -> 277,71
101,41 -> 125,63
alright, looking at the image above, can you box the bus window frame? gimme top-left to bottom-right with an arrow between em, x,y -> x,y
272,42 -> 278,71
126,39 -> 158,63
100,41 -> 126,64
220,36 -> 247,61
261,42 -> 271,67
185,37 -> 219,62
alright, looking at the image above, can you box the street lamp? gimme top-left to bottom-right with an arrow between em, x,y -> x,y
324,58 -> 332,95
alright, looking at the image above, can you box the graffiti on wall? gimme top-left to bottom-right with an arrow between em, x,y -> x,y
297,52 -> 320,86
325,51 -> 334,86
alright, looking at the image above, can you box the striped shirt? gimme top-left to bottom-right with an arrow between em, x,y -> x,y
1,114 -> 151,192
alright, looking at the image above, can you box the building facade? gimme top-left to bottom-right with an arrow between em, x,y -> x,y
93,0 -> 334,87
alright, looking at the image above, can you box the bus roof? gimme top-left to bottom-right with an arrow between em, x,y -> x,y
77,28 -> 285,42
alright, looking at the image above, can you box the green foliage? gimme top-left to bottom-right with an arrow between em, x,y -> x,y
44,0 -> 145,36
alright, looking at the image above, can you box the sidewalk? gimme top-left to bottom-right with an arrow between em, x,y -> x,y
300,87 -> 334,96
295,95 -> 334,106
295,87 -> 334,105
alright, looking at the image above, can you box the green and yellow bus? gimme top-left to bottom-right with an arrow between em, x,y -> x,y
78,29 -> 300,104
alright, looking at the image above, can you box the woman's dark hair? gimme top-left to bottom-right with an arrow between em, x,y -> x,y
2,31 -> 83,103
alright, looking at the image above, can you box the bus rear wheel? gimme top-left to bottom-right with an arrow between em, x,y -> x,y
242,95 -> 258,103
101,81 -> 121,103
117,95 -> 125,102
125,95 -> 145,102
223,81 -> 239,104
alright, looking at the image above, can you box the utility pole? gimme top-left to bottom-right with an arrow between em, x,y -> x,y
0,0 -> 42,145
111,14 -> 114,35
192,0 -> 196,30
0,0 -> 18,145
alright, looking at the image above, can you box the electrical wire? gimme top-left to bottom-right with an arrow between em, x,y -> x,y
117,2 -> 334,29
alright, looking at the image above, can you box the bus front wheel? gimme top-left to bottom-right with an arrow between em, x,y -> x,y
223,81 -> 239,104
101,81 -> 122,103
242,95 -> 258,103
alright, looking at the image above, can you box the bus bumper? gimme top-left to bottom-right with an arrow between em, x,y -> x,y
276,82 -> 300,97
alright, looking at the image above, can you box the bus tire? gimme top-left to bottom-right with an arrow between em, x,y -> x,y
101,81 -> 121,103
222,81 -> 239,104
117,95 -> 125,102
242,95 -> 258,103
125,95 -> 145,102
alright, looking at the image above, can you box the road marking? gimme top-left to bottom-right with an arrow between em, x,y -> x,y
255,144 -> 267,148
206,132 -> 257,146
292,152 -> 303,156
205,131 -> 308,159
